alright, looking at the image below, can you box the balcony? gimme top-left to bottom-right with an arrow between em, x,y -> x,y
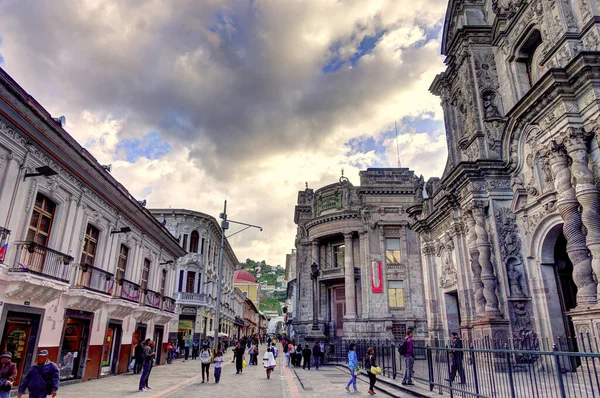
108,278 -> 140,319
142,289 -> 162,309
162,296 -> 176,313
9,241 -> 73,282
116,279 -> 141,303
134,288 -> 162,324
4,241 -> 72,305
68,264 -> 114,312
176,291 -> 207,306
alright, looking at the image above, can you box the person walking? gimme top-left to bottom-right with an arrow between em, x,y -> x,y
166,342 -> 174,364
234,342 -> 245,374
200,342 -> 213,383
319,341 -> 325,367
192,340 -> 199,360
447,332 -> 466,384
134,341 -> 144,374
17,350 -> 59,398
345,343 -> 359,393
262,347 -> 276,379
284,342 -> 291,367
302,344 -> 312,370
288,342 -> 295,367
295,343 -> 303,368
366,347 -> 378,395
213,350 -> 224,384
401,329 -> 415,386
312,342 -> 321,371
0,352 -> 17,398
138,339 -> 155,392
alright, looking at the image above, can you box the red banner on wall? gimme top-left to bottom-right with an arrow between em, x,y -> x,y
371,260 -> 383,293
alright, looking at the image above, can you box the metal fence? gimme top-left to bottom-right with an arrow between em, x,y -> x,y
326,335 -> 600,398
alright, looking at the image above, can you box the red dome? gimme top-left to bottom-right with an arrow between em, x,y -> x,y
234,269 -> 257,283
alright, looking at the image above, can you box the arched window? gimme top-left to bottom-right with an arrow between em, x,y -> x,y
80,224 -> 100,267
514,29 -> 544,98
190,230 -> 199,253
27,193 -> 56,246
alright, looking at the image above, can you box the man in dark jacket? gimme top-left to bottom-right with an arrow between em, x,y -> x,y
448,332 -> 465,384
233,342 -> 245,374
134,341 -> 144,374
302,344 -> 312,370
17,350 -> 59,398
312,342 -> 321,370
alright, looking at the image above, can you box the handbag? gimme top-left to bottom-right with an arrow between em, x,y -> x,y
128,359 -> 136,371
371,366 -> 382,375
242,359 -> 247,368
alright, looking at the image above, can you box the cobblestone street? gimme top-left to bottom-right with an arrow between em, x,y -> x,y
53,346 -> 380,398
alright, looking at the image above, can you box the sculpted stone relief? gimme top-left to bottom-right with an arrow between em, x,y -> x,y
436,232 -> 458,289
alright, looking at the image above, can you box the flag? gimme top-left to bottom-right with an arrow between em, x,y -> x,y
0,243 -> 7,263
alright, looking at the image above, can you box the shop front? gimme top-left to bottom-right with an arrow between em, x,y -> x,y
0,305 -> 44,385
57,310 -> 93,380
100,321 -> 122,375
177,315 -> 194,349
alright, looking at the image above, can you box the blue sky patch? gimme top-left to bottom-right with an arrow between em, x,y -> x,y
116,131 -> 171,163
322,30 -> 385,74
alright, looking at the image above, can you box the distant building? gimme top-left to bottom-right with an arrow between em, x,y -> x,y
234,269 -> 261,307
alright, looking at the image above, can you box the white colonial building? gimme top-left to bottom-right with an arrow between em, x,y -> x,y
149,209 -> 237,346
0,68 -> 185,384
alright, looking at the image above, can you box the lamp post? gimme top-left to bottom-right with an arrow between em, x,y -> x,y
213,200 -> 262,349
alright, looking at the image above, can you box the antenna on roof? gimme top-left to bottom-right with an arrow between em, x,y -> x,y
395,121 -> 402,168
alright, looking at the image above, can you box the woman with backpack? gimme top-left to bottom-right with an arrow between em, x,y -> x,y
345,343 -> 359,393
199,342 -> 213,383
366,347 -> 378,395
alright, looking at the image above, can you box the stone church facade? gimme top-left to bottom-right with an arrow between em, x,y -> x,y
408,0 -> 600,347
293,169 -> 427,341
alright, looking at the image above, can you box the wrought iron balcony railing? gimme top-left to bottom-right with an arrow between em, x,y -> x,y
114,278 -> 140,303
162,296 -> 176,313
142,289 -> 162,309
10,241 -> 73,282
72,264 -> 114,295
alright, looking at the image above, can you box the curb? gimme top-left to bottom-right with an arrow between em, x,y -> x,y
334,365 -> 431,398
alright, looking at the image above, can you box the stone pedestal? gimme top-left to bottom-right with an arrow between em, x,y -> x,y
568,307 -> 600,348
470,318 -> 510,347
305,323 -> 327,343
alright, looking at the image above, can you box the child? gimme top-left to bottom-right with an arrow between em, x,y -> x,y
213,350 -> 224,384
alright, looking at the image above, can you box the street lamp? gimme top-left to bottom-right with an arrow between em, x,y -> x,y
213,200 -> 262,349
306,261 -> 326,342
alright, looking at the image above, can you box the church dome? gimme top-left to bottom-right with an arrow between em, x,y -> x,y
234,269 -> 257,283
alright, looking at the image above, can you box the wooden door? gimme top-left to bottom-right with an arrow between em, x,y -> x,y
334,287 -> 346,337
1,320 -> 32,385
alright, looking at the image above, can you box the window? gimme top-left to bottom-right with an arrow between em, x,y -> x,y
117,244 -> 129,280
385,238 -> 401,264
209,319 -> 213,332
197,274 -> 202,293
81,224 -> 100,267
186,271 -> 195,293
141,258 -> 150,291
201,238 -> 205,255
388,280 -> 405,308
333,244 -> 345,268
181,234 -> 188,251
190,230 -> 199,253
161,269 -> 167,296
27,193 -> 56,246
514,29 -> 544,97
178,270 -> 184,292
392,323 -> 407,340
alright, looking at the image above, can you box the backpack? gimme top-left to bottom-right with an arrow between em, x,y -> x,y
398,338 -> 408,355
200,349 -> 212,364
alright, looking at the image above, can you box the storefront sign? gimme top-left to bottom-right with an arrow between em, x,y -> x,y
181,306 -> 197,315
371,260 -> 383,293
178,320 -> 193,330
317,192 -> 342,215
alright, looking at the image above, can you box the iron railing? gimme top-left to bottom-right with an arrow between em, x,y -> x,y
10,241 -> 73,282
72,264 -> 114,295
324,335 -> 600,398
115,278 -> 140,303
176,291 -> 207,304
143,289 -> 161,309
163,296 -> 176,313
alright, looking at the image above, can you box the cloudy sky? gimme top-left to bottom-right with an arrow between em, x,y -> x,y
0,0 -> 448,266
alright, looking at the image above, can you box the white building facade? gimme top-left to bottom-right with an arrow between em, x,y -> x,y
0,68 -> 185,384
149,209 -> 237,346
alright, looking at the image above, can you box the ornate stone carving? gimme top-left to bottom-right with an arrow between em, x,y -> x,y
24,179 -> 38,213
565,128 -> 600,295
464,207 -> 486,316
436,232 -> 457,289
472,202 -> 501,316
549,140 -> 597,305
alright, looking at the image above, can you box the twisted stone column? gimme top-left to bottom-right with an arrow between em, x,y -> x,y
463,208 -> 486,316
565,128 -> 600,296
344,232 -> 357,318
471,203 -> 501,316
549,140 -> 597,305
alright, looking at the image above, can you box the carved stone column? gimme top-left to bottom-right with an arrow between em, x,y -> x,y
344,232 -> 357,319
463,207 -> 487,317
565,128 -> 600,299
549,140 -> 597,305
472,202 -> 501,317
311,240 -> 320,267
422,240 -> 443,336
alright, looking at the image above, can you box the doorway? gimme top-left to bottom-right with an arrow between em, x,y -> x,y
0,311 -> 41,385
131,324 -> 146,360
333,287 -> 346,337
444,291 -> 461,340
101,322 -> 122,375
153,326 -> 164,365
553,232 -> 578,351
58,315 -> 91,380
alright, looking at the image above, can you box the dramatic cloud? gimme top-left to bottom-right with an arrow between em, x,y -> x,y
0,0 -> 448,265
